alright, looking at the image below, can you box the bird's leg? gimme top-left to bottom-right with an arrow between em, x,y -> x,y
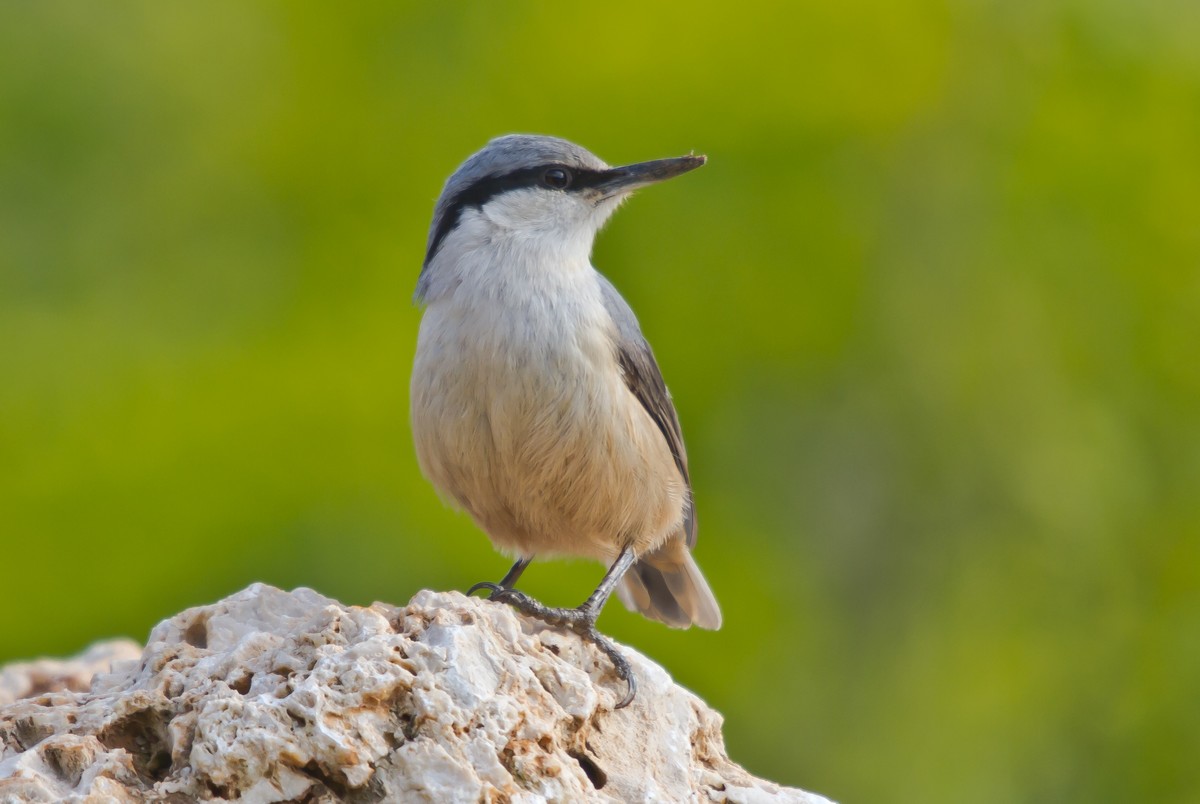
497,557 -> 532,589
467,556 -> 533,597
481,546 -> 640,708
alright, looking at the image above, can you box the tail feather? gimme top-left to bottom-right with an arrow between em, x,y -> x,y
617,542 -> 722,630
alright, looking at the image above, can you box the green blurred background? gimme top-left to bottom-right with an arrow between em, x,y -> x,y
2,2 -> 1198,801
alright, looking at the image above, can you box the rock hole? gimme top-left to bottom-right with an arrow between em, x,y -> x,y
97,708 -> 173,782
383,728 -> 403,749
229,674 -> 252,695
569,750 -> 607,789
300,760 -> 349,797
14,716 -> 55,751
205,780 -> 232,798
42,742 -> 87,786
145,747 -> 171,779
182,616 -> 209,649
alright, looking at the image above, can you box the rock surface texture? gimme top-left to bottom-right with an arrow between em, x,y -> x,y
0,585 -> 831,803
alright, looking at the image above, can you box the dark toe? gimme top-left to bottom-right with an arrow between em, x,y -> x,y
580,627 -> 637,709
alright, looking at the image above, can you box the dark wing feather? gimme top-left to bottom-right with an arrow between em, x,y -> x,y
597,275 -> 697,548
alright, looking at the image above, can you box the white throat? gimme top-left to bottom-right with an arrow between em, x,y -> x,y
417,188 -> 622,306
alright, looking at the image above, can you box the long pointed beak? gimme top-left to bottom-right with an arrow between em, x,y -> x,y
593,153 -> 706,198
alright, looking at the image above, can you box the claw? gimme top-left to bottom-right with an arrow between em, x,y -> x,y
467,581 -> 502,597
594,631 -> 637,709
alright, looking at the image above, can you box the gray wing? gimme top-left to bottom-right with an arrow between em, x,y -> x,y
597,275 -> 698,548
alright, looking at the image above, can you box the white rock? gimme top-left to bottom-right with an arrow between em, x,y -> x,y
0,584 -> 833,803
0,640 -> 142,708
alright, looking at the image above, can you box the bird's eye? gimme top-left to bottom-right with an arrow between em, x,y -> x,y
541,167 -> 573,190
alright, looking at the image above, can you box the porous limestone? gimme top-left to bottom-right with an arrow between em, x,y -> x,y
0,584 -> 832,803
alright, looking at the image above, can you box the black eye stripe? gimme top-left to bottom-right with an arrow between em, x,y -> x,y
424,164 -> 609,266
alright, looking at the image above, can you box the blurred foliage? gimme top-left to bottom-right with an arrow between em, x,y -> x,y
2,2 -> 1198,801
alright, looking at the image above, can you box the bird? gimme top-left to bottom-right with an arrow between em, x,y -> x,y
410,134 -> 720,708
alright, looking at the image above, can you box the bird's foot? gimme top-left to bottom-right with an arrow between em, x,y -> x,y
466,585 -> 637,709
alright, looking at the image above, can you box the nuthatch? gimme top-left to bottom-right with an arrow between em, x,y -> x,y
411,135 -> 720,707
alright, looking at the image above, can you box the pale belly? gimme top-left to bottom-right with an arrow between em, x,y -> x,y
410,300 -> 685,561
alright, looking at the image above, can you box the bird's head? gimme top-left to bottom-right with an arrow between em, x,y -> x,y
418,135 -> 705,297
